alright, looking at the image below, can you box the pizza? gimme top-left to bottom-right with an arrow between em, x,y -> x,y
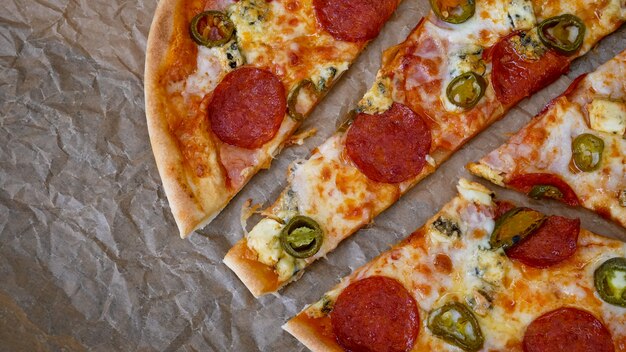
144,0 -> 401,237
223,0 -> 626,296
468,49 -> 626,229
283,179 -> 626,352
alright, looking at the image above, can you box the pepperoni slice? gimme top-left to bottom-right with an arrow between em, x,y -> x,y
345,103 -> 431,184
523,307 -> 614,352
506,215 -> 580,268
490,31 -> 569,106
331,276 -> 420,352
208,67 -> 286,149
507,173 -> 580,206
313,0 -> 398,42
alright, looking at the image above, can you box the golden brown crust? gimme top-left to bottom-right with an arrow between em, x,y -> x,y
223,239 -> 281,297
145,0 -> 232,238
282,315 -> 343,352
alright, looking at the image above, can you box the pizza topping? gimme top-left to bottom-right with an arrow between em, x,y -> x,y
594,257 -> 626,307
490,30 -> 568,106
432,216 -> 462,237
312,0 -> 398,42
528,185 -> 564,202
588,99 -> 626,135
190,11 -> 235,48
430,0 -> 475,24
620,190 -> 626,207
208,67 -> 286,149
489,207 -> 546,250
427,302 -> 484,352
287,80 -> 318,121
345,103 -> 432,183
505,215 -> 580,268
279,215 -> 324,258
331,276 -> 420,352
523,307 -> 614,352
446,72 -> 487,109
537,14 -> 585,55
359,76 -> 393,114
571,133 -> 604,172
506,173 -> 580,206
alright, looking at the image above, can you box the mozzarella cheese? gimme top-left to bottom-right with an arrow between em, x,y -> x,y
588,99 -> 626,135
297,180 -> 626,351
183,41 -> 243,98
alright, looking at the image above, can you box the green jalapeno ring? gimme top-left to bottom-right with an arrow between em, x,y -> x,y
594,257 -> 626,307
288,80 -> 319,122
490,207 -> 546,249
572,133 -> 604,172
446,72 -> 487,109
430,0 -> 475,24
538,14 -> 586,55
528,185 -> 564,201
279,215 -> 324,258
190,11 -> 235,47
427,302 -> 484,352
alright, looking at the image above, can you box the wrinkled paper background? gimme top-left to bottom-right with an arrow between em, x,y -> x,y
1,0 -> 625,350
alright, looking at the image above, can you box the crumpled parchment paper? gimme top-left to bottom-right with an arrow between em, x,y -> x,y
1,0 -> 625,350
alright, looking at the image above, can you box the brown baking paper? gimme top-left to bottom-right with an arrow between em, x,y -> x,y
1,0 -> 625,350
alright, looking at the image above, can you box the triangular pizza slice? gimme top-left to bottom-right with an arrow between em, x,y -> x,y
468,49 -> 626,228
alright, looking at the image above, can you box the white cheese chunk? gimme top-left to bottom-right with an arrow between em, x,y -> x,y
246,218 -> 283,266
457,179 -> 494,206
588,99 -> 626,135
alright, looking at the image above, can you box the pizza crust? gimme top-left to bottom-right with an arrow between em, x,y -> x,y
282,315 -> 343,352
145,0 -> 233,238
223,239 -> 281,297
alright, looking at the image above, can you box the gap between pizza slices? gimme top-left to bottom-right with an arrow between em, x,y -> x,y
283,179 -> 626,352
144,0 -> 401,238
468,49 -> 626,228
223,0 -> 626,296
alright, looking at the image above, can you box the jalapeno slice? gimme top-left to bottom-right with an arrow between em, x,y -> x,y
279,216 -> 323,258
446,72 -> 487,109
430,0 -> 475,24
528,185 -> 564,201
288,80 -> 318,121
594,257 -> 626,307
572,133 -> 604,172
538,14 -> 585,55
428,302 -> 484,352
490,207 -> 546,249
190,11 -> 235,47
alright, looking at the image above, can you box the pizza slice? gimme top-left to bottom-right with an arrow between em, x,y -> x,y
468,49 -> 626,228
224,0 -> 626,296
284,179 -> 626,352
145,0 -> 401,237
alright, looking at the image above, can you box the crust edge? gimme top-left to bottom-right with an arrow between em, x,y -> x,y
145,0 -> 232,238
282,316 -> 343,352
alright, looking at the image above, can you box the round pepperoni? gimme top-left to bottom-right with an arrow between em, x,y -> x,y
490,31 -> 569,106
208,67 -> 286,149
523,307 -> 614,352
506,215 -> 580,268
345,103 -> 431,184
331,276 -> 420,352
313,0 -> 398,42
507,173 -> 580,207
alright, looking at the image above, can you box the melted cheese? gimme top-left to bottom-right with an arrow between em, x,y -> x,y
296,180 -> 626,351
433,0 -> 536,47
472,51 -> 626,228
